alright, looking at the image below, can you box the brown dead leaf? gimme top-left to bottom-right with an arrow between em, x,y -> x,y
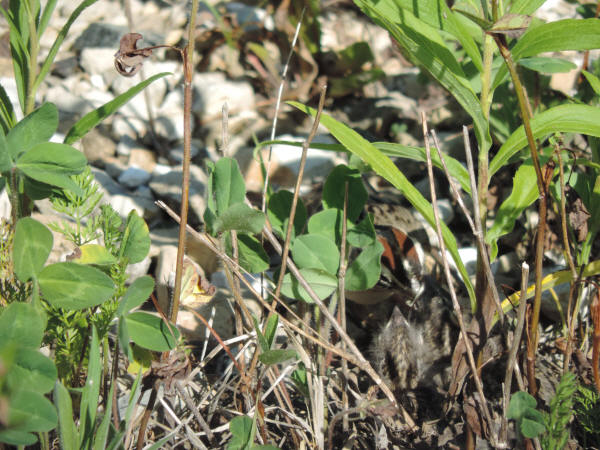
114,32 -> 153,77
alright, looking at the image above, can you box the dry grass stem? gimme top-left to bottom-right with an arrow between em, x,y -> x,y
261,11 -> 304,212
156,200 -> 415,428
500,262 -> 529,446
433,128 -> 504,322
422,113 -> 496,446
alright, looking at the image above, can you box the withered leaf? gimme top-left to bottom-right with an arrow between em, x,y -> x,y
114,32 -> 153,77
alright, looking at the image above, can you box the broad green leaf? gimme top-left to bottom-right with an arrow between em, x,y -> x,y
291,234 -> 339,275
7,389 -> 57,432
493,19 -> 600,89
63,71 -> 170,144
582,70 -> 600,97
0,429 -> 37,445
38,262 -> 115,310
119,210 -> 150,264
267,189 -> 307,240
35,0 -> 100,98
486,164 -> 540,260
125,311 -> 180,352
7,348 -> 57,394
307,208 -> 353,248
16,142 -> 86,193
209,157 -> 246,215
0,302 -> 44,349
518,57 -> 577,74
214,203 -> 265,234
73,244 -> 118,266
374,142 -> 471,193
258,349 -> 297,366
520,415 -> 546,438
323,164 -> 367,222
507,391 -> 537,420
224,233 -> 269,273
228,416 -> 253,450
281,268 -> 338,303
347,213 -> 377,248
290,101 -> 476,308
6,102 -> 58,159
13,217 -> 53,282
117,275 -> 155,316
491,105 -> 600,176
79,325 -> 101,449
54,381 -> 78,450
346,240 -> 384,291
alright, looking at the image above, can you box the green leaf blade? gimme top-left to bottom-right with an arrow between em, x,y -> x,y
125,311 -> 179,352
13,217 -> 53,282
38,262 -> 116,310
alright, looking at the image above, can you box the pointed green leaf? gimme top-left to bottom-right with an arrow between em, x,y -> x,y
79,325 -> 101,448
582,70 -> 600,96
494,19 -> 600,89
258,349 -> 297,366
54,381 -> 79,450
518,57 -> 577,74
491,105 -> 600,176
34,0 -> 100,103
486,164 -> 540,260
64,71 -> 171,144
209,157 -> 246,215
290,101 -> 475,308
13,217 -> 53,282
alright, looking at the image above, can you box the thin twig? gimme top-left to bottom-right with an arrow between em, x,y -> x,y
156,200 -> 414,428
432,128 -> 504,323
423,113 -> 496,446
500,262 -> 529,446
261,10 -> 305,213
171,0 -> 199,324
339,182 -> 349,432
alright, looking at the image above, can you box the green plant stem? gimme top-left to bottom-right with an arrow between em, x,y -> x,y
24,0 -> 39,115
494,33 -> 548,396
171,0 -> 199,324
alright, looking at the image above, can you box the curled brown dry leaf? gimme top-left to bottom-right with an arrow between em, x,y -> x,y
114,32 -> 154,77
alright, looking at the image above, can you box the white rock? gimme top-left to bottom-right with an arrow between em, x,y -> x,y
192,72 -> 255,119
116,135 -> 138,157
118,166 -> 152,188
92,167 -> 158,219
125,255 -> 152,284
79,48 -> 116,76
0,77 -> 22,120
0,189 -> 10,220
112,115 -> 147,140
